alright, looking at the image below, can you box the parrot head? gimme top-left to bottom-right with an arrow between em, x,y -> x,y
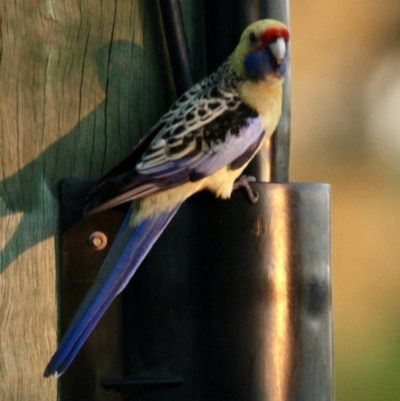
231,19 -> 289,82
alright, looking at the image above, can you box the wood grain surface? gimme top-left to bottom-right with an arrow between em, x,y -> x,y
0,1 -> 204,399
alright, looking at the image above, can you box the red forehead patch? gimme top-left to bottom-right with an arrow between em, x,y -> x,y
262,27 -> 289,43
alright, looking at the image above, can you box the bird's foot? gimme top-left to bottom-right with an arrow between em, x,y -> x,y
233,175 -> 259,203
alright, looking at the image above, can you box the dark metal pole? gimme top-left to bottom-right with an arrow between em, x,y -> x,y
191,183 -> 333,400
158,0 -> 194,96
264,0 -> 291,182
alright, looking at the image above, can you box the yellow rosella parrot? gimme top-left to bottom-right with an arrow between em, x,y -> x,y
44,19 -> 289,377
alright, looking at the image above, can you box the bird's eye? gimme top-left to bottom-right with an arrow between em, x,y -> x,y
249,32 -> 257,43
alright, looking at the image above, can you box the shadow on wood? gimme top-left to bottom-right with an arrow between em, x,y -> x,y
0,37 -> 173,274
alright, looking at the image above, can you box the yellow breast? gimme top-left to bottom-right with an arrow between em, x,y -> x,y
240,76 -> 283,134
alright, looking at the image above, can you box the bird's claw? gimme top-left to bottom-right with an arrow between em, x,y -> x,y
233,175 -> 259,203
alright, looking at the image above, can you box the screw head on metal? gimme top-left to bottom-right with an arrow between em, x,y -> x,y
88,231 -> 108,250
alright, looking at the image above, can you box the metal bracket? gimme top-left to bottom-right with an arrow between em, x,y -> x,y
59,180 -> 186,400
102,376 -> 184,393
59,180 -> 123,400
58,179 -> 332,401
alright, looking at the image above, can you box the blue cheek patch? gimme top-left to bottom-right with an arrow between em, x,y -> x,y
244,50 -> 287,81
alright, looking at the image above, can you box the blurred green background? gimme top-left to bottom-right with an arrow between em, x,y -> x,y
290,1 -> 400,399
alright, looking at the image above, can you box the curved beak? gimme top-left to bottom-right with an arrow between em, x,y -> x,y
269,37 -> 286,65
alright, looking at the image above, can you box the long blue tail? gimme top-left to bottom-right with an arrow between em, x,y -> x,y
44,204 -> 181,377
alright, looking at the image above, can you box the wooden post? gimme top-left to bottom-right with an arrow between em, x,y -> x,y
0,1 -> 204,399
